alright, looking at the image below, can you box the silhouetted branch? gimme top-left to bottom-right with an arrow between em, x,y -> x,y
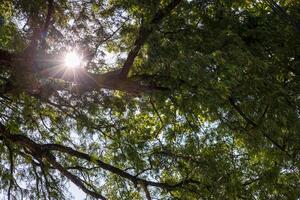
43,0 -> 54,34
0,123 -> 107,200
228,97 -> 291,157
119,0 -> 182,78
41,0 -> 54,48
0,49 -> 13,67
0,123 -> 203,196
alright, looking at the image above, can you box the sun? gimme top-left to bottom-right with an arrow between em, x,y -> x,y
64,51 -> 82,68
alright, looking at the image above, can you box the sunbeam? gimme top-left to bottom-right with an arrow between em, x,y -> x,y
64,51 -> 82,68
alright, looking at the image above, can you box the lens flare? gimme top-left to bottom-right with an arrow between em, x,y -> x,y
64,51 -> 82,68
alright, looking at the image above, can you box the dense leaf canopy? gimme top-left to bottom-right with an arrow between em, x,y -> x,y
0,0 -> 300,199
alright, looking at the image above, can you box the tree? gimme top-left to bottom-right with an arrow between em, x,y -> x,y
0,0 -> 300,199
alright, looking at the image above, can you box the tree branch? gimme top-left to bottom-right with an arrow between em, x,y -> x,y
0,123 -> 201,194
41,0 -> 54,48
228,97 -> 292,157
44,151 -> 107,200
119,0 -> 182,78
141,183 -> 152,200
228,97 -> 256,127
43,0 -> 54,35
39,66 -> 166,95
41,142 -> 202,190
41,143 -> 178,189
6,144 -> 14,200
0,49 -> 13,67
0,124 -> 107,200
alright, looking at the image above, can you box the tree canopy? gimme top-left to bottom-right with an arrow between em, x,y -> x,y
0,0 -> 300,199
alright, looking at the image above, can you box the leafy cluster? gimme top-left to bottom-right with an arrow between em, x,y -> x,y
0,0 -> 300,199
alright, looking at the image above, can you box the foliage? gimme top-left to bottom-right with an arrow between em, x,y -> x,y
0,0 -> 300,199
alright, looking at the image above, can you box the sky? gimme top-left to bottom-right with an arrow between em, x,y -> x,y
69,182 -> 86,200
0,184 -> 86,200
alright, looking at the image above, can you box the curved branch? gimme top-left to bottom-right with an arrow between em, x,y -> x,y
41,143 -> 180,189
0,124 -> 106,200
41,143 -> 202,190
0,123 -> 201,193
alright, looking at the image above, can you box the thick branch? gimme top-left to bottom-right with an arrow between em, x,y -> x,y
0,124 -> 106,200
119,0 -> 182,78
41,0 -> 54,48
0,50 -> 167,96
41,143 -> 184,190
43,0 -> 54,34
39,66 -> 167,95
0,124 -> 198,192
0,49 -> 13,67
